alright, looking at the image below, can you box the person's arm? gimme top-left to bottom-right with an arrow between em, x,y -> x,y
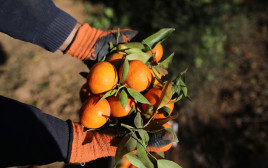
0,0 -> 139,64
0,95 -> 70,166
0,0 -> 77,52
0,95 -> 174,167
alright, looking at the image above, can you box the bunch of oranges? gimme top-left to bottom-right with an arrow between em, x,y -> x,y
79,43 -> 168,129
77,28 -> 188,167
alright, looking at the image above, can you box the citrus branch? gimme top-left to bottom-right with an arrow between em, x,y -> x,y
143,110 -> 159,128
115,84 -> 127,96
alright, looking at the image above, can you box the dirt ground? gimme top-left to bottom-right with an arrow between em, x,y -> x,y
1,0 -> 268,168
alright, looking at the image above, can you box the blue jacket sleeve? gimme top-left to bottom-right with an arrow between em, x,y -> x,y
0,0 -> 77,52
0,96 -> 71,167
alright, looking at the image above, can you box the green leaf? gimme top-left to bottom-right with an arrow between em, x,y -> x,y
141,112 -> 151,119
137,143 -> 154,168
149,113 -> 178,131
120,89 -> 128,109
134,112 -> 143,128
137,129 -> 149,145
113,156 -> 125,168
154,66 -> 165,76
180,79 -> 187,97
115,133 -> 137,164
119,59 -> 129,84
168,94 -> 183,104
145,105 -> 154,114
128,106 -> 136,116
125,48 -> 143,54
100,56 -> 106,62
97,89 -> 117,103
143,28 -> 175,50
124,42 -> 145,50
159,106 -> 171,117
109,42 -> 114,50
157,159 -> 182,168
172,84 -> 181,96
155,152 -> 165,159
159,53 -> 174,69
156,80 -> 173,110
125,153 -> 146,168
151,68 -> 163,83
116,28 -> 120,45
165,127 -> 179,143
127,88 -> 151,105
126,52 -> 152,63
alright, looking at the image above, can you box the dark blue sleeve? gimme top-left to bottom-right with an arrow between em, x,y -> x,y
0,96 -> 71,167
0,0 -> 77,52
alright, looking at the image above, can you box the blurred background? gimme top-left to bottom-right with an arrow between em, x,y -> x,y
0,0 -> 268,168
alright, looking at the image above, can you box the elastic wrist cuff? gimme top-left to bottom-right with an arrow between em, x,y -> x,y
40,11 -> 77,52
66,23 -> 103,61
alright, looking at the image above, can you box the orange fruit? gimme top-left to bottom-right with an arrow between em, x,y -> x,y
108,94 -> 135,118
119,60 -> 152,92
142,86 -> 174,119
106,52 -> 125,67
162,122 -> 172,129
150,68 -> 162,85
87,61 -> 118,94
146,43 -> 163,63
79,95 -> 110,129
79,83 -> 91,103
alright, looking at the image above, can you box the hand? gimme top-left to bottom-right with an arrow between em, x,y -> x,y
67,121 -> 174,164
63,23 -> 139,63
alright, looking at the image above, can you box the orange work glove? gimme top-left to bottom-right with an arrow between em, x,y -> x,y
65,23 -> 139,62
67,121 -> 174,164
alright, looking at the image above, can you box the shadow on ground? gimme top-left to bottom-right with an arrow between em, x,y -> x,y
0,43 -> 8,65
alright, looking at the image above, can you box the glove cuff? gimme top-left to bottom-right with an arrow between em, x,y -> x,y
66,121 -> 174,164
68,121 -> 118,164
66,23 -> 103,61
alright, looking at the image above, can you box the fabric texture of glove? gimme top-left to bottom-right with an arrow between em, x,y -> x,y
65,23 -> 138,62
67,121 -> 174,164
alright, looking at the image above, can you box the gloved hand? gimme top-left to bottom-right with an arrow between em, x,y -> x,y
65,23 -> 139,62
67,121 -> 174,163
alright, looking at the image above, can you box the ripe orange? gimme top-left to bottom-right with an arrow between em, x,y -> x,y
142,86 -> 174,119
79,83 -> 91,103
150,68 -> 162,85
79,95 -> 110,129
106,52 -> 125,67
108,94 -> 135,118
119,60 -> 152,92
162,122 -> 172,129
146,43 -> 163,63
87,61 -> 118,94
